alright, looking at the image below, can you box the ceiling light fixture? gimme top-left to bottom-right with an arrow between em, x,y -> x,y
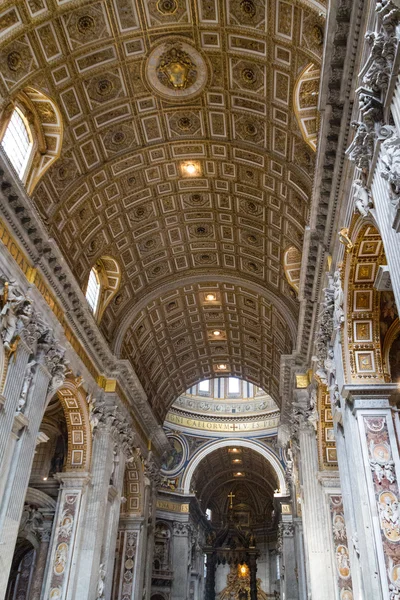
183,162 -> 197,176
205,293 -> 216,301
213,330 -> 221,336
217,363 -> 227,370
233,458 -> 242,463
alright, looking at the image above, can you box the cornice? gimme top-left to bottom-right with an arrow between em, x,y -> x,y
0,152 -> 168,455
282,0 -> 367,400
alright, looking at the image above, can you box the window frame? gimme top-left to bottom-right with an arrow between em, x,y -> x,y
1,105 -> 34,182
86,267 -> 101,316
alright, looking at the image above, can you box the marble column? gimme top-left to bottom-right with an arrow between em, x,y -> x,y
113,517 -> 142,600
204,551 -> 216,600
338,384 -> 400,599
279,521 -> 299,600
298,420 -> 336,600
28,515 -> 53,600
0,339 -> 31,504
41,472 -> 90,600
127,475 -> 153,600
70,423 -> 116,600
293,519 -> 307,600
0,360 -> 52,600
102,450 -> 127,600
248,552 -> 258,600
171,521 -> 192,600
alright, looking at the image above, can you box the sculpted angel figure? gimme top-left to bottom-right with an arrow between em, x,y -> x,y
332,515 -> 346,541
353,179 -> 373,217
59,510 -> 73,538
370,458 -> 385,483
381,135 -> 400,205
17,360 -> 37,413
385,460 -> 397,484
0,279 -> 32,350
333,269 -> 345,329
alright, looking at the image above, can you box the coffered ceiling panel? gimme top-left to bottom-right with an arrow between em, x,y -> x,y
121,281 -> 293,420
192,446 -> 279,512
0,0 -> 324,416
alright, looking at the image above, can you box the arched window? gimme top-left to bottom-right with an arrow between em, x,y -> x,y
86,267 -> 101,314
0,88 -> 63,194
1,107 -> 33,179
84,257 -> 121,322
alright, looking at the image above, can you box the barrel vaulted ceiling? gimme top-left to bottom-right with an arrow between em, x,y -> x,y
192,446 -> 278,515
0,0 -> 325,419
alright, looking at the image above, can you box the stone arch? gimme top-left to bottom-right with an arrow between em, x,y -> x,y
382,318 -> 400,382
0,87 -> 63,194
122,451 -> 144,516
51,379 -> 92,472
181,438 -> 286,496
342,218 -> 388,384
293,63 -> 321,151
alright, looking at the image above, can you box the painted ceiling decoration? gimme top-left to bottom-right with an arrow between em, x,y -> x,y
0,0 -> 325,420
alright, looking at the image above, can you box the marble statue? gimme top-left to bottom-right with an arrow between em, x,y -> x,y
0,279 -> 32,351
17,360 -> 37,413
381,134 -> 400,206
353,179 -> 373,217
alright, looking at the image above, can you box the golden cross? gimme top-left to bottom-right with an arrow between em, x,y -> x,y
228,492 -> 235,509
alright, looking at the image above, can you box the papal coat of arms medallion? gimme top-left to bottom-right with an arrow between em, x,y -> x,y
145,39 -> 209,101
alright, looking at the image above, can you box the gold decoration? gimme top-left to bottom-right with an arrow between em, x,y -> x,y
220,565 -> 268,600
157,44 -> 197,90
296,373 -> 309,388
339,228 -> 354,253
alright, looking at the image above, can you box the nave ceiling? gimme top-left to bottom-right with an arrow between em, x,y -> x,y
191,446 -> 278,522
0,0 -> 325,419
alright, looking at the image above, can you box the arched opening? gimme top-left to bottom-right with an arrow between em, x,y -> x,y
342,218 -> 398,384
4,376 -> 91,597
1,106 -> 33,179
86,266 -> 101,315
5,539 -> 36,600
85,256 -> 121,324
283,246 -> 302,296
0,87 -> 63,193
293,63 -> 321,151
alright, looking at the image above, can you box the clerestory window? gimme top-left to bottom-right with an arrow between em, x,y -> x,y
1,107 -> 33,179
86,267 -> 101,314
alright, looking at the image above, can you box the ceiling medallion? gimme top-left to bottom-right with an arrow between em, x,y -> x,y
146,40 -> 208,102
157,44 -> 197,90
157,0 -> 178,15
240,0 -> 256,17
